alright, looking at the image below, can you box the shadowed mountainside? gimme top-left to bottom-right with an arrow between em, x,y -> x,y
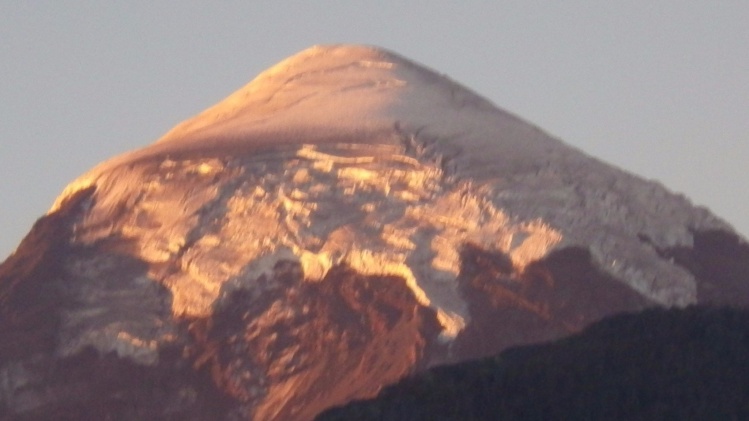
317,306 -> 749,421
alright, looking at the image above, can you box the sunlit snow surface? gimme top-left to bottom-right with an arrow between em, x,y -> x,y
51,45 -> 729,359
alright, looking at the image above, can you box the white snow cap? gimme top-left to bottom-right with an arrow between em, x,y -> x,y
159,44 -> 496,144
51,44 -> 732,345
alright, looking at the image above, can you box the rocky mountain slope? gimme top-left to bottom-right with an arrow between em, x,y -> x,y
1,44 -> 748,420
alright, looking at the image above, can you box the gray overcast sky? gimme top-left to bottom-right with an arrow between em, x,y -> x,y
1,2 -> 747,259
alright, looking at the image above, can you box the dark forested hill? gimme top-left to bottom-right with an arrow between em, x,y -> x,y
317,306 -> 749,421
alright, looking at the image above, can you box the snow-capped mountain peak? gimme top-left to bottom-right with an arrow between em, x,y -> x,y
2,45 -> 746,421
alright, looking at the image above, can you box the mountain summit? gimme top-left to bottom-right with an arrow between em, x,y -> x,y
2,45 -> 748,420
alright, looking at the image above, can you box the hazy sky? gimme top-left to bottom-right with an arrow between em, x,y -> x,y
1,2 -> 747,259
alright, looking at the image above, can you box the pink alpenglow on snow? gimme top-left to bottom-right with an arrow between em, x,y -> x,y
2,45 -> 748,421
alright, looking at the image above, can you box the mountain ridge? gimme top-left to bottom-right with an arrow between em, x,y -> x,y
1,44 -> 747,420
316,305 -> 749,421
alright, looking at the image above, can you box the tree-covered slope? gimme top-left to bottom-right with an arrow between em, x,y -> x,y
317,306 -> 749,421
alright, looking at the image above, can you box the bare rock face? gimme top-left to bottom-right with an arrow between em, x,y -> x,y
2,45 -> 748,420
